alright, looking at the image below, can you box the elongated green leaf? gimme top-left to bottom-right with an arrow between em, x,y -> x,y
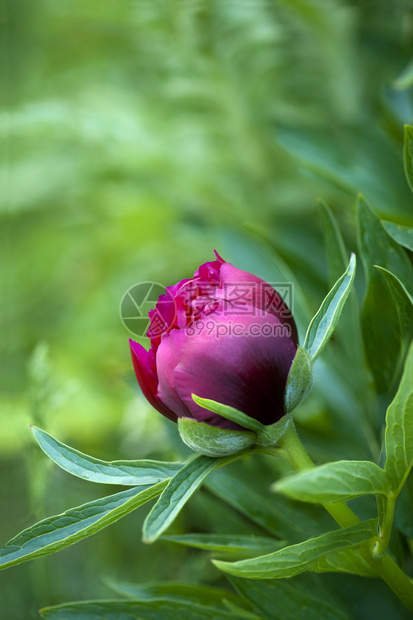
395,470 -> 413,539
303,254 -> 356,361
230,576 -> 350,620
374,266 -> 413,337
274,460 -> 390,503
384,342 -> 413,492
318,199 -> 348,285
143,455 -> 225,543
213,520 -> 377,579
0,482 -> 166,570
40,599 -> 238,620
191,395 -> 263,433
357,195 -> 413,392
382,221 -> 413,252
277,126 -> 413,217
161,533 -> 284,554
31,426 -> 182,486
207,466 -> 333,542
311,546 -> 377,577
103,580 -> 243,609
404,124 -> 413,192
358,195 -> 413,290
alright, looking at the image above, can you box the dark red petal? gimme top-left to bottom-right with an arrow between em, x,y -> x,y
173,310 -> 297,429
129,340 -> 178,422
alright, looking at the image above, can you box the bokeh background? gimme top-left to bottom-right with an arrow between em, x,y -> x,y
2,1 -> 413,618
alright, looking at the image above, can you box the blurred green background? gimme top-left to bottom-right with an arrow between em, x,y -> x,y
2,0 -> 413,618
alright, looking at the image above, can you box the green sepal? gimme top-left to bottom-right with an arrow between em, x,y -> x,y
178,417 -> 256,457
284,346 -> 313,413
191,394 -> 291,448
254,414 -> 292,447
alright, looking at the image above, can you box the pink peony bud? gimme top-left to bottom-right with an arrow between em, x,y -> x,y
129,252 -> 298,432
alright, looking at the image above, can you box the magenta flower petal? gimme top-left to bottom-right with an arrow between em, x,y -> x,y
155,330 -> 192,420
220,262 -> 298,345
173,310 -> 297,429
129,340 -> 178,422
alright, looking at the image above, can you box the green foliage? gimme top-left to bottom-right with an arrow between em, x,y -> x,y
229,576 -> 350,620
404,125 -> 413,192
284,347 -> 313,413
161,533 -> 284,556
384,342 -> 413,493
357,195 -> 413,393
274,461 -> 390,503
303,254 -> 356,361
374,267 -> 413,339
32,426 -> 183,485
0,483 -> 166,570
40,600 -> 239,620
382,222 -> 413,252
178,416 -> 257,457
318,200 -> 348,286
103,580 -> 243,608
143,455 -> 225,543
191,395 -> 291,446
191,396 -> 264,433
213,521 -> 377,579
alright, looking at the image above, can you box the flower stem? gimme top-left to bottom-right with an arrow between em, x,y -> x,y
277,421 -> 413,614
373,492 -> 397,558
278,422 -> 360,528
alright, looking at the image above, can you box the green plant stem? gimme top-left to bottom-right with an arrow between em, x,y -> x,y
277,421 -> 413,614
278,423 -> 360,528
373,492 -> 397,558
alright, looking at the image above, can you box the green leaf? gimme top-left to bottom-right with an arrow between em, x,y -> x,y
207,466 -> 334,542
310,546 -> 377,577
384,341 -> 413,493
404,124 -> 413,192
284,347 -> 313,413
191,395 -> 264,433
318,199 -> 348,285
274,460 -> 390,503
277,125 -> 413,218
103,580 -> 243,609
143,455 -> 225,543
303,253 -> 356,361
360,277 -> 401,393
230,576 -> 350,620
382,221 -> 413,252
40,599 -> 238,620
357,195 -> 413,392
178,417 -> 256,457
374,266 -> 413,337
357,195 -> 413,290
394,61 -> 413,91
395,469 -> 413,539
191,395 -> 290,447
0,482 -> 166,571
161,533 -> 284,554
31,426 -> 183,486
213,520 -> 377,579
